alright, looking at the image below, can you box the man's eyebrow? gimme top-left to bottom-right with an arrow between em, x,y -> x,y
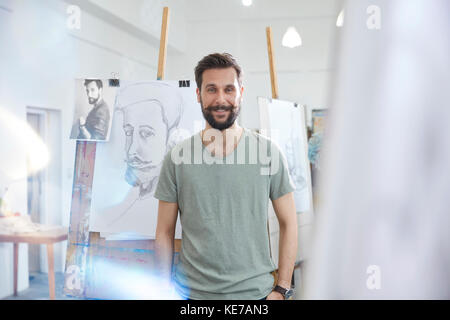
139,125 -> 155,130
204,83 -> 235,88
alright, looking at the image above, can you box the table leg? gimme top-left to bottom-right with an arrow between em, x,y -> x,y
13,243 -> 18,296
46,244 -> 55,300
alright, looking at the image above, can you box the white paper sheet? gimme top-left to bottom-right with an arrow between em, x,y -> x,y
258,97 -> 312,213
89,81 -> 204,239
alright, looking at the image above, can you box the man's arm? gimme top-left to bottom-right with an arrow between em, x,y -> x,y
155,200 -> 179,283
267,192 -> 298,300
78,117 -> 91,139
89,106 -> 110,140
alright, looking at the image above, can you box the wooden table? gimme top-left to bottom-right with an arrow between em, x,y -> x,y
0,227 -> 68,300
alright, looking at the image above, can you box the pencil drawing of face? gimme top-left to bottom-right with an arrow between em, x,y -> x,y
123,100 -> 167,193
116,82 -> 183,199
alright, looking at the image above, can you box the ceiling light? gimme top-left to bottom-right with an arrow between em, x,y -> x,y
242,0 -> 252,6
282,27 -> 302,48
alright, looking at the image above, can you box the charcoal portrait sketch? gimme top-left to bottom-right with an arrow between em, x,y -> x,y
89,81 -> 204,239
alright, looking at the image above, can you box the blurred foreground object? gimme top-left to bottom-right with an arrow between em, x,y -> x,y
304,0 -> 450,299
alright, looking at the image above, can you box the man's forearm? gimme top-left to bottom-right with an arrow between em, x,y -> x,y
79,125 -> 91,139
155,234 -> 175,282
276,221 -> 298,288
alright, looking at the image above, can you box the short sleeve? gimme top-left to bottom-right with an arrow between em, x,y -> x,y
154,150 -> 178,203
269,142 -> 296,201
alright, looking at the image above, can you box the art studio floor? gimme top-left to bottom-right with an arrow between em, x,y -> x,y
3,272 -> 80,300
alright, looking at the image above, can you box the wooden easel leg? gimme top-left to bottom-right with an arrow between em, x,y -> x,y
46,244 -> 55,300
13,243 -> 18,296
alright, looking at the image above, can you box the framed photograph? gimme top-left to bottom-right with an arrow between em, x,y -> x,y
69,79 -> 119,142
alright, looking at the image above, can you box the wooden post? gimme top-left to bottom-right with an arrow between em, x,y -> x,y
157,7 -> 170,80
155,6 -> 181,251
266,26 -> 279,99
266,26 -> 281,285
47,244 -> 55,300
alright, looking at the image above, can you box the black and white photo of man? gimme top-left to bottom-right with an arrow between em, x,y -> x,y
70,79 -> 116,141
77,79 -> 110,140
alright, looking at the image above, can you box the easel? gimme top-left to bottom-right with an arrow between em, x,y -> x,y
266,27 -> 279,99
64,7 -> 181,299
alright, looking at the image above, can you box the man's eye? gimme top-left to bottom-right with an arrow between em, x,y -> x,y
124,128 -> 133,136
207,88 -> 216,93
140,130 -> 154,138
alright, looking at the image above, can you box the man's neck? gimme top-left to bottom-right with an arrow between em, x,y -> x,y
94,98 -> 103,107
202,122 -> 244,157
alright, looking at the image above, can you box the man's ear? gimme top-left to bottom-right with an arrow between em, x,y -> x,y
239,85 -> 244,102
196,87 -> 201,103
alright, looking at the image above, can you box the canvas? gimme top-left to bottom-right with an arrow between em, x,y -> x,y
258,97 -> 312,213
89,80 -> 204,239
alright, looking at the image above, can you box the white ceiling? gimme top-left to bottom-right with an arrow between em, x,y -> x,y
59,0 -> 343,53
185,0 -> 343,21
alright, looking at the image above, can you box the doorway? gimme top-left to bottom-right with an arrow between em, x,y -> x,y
26,107 -> 62,273
26,111 -> 46,272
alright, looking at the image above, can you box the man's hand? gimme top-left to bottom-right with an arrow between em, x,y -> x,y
79,116 -> 86,127
266,290 -> 284,300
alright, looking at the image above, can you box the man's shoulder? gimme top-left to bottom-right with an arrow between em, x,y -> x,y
91,100 -> 110,117
246,129 -> 281,152
172,132 -> 198,150
98,100 -> 110,112
164,132 -> 199,161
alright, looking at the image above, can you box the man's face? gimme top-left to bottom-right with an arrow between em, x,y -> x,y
197,67 -> 243,131
85,81 -> 102,105
122,101 -> 168,187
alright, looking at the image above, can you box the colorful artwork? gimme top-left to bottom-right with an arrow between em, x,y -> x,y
311,109 -> 327,135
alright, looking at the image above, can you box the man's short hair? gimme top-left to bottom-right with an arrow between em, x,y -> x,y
194,53 -> 243,90
84,79 -> 103,90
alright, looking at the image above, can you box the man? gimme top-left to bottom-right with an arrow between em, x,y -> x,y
154,53 -> 298,300
78,79 -> 110,140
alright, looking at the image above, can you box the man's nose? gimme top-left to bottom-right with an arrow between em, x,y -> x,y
215,90 -> 227,105
127,132 -> 139,156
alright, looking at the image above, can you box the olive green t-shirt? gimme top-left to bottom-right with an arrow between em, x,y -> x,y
154,128 -> 295,300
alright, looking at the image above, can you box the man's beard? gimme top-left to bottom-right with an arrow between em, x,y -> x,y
125,162 -> 159,199
125,157 -> 157,187
201,100 -> 241,131
88,96 -> 99,105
